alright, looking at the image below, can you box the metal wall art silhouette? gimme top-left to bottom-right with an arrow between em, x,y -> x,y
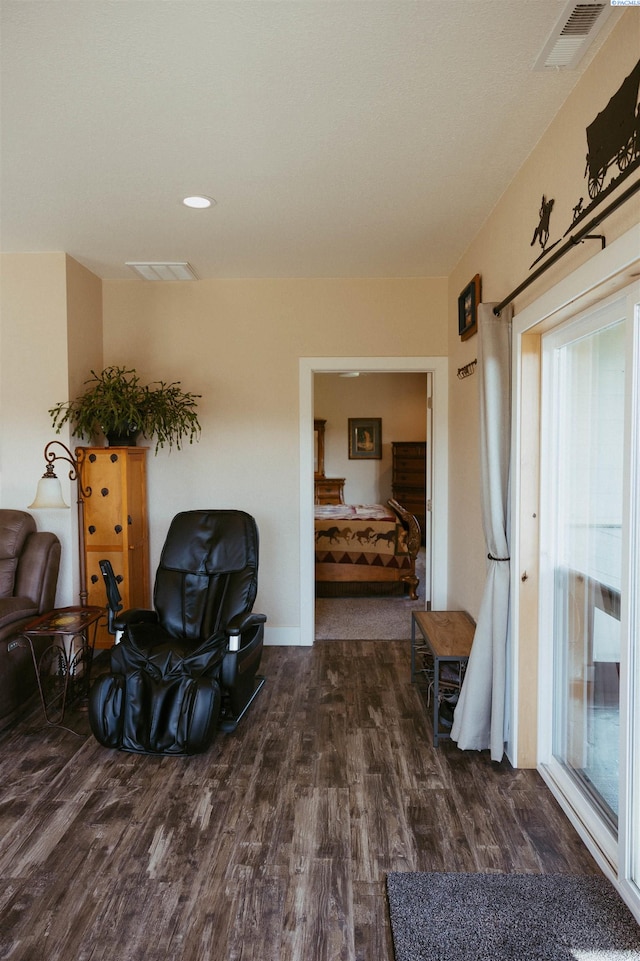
529,58 -> 640,270
583,59 -> 640,202
531,195 -> 555,250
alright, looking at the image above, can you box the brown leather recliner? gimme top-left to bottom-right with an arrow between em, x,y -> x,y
0,509 -> 61,731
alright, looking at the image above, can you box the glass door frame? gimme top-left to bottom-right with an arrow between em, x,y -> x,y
509,224 -> 640,923
538,290 -> 630,874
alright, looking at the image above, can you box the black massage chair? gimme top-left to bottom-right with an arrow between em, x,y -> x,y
88,509 -> 266,755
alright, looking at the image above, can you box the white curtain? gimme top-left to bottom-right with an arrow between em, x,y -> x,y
451,302 -> 513,761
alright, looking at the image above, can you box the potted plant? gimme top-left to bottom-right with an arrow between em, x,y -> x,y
49,365 -> 201,454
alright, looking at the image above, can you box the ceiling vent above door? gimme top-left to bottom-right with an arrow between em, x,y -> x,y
534,1 -> 615,71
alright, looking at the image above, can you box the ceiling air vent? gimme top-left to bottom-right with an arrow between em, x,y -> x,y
534,1 -> 614,71
126,262 -> 198,281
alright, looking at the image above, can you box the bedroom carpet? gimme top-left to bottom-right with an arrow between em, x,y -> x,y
385,872 -> 640,961
315,551 -> 426,640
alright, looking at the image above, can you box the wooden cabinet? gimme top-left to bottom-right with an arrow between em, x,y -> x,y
392,442 -> 426,543
78,447 -> 150,648
314,476 -> 345,505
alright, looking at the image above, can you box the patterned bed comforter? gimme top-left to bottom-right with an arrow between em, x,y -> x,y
314,503 -> 412,569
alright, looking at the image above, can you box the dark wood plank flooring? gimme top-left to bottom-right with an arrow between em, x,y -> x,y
0,640 -> 598,960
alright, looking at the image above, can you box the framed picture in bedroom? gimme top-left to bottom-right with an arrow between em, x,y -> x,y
458,274 -> 481,341
348,418 -> 382,459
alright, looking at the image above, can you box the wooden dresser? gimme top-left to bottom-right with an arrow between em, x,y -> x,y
78,446 -> 150,648
391,441 -> 426,543
314,476 -> 345,505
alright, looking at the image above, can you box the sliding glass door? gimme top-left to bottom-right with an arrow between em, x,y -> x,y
545,310 -> 624,835
539,280 -> 640,917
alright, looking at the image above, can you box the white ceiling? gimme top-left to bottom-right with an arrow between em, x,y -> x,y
0,1 -> 619,280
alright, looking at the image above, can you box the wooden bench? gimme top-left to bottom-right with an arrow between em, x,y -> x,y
411,610 -> 475,746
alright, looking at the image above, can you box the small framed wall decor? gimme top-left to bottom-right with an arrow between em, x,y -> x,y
348,418 -> 382,459
458,274 -> 481,341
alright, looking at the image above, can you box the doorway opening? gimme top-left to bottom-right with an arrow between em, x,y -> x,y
299,356 -> 449,647
313,371 -> 431,641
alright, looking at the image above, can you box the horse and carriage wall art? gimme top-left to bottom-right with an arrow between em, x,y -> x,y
529,57 -> 640,266
583,59 -> 640,203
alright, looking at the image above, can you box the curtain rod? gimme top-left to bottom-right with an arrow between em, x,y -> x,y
494,177 -> 640,316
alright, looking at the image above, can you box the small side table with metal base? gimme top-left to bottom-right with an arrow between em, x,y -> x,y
411,610 -> 475,747
19,606 -> 104,726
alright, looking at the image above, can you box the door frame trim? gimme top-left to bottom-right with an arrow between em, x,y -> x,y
510,224 -> 640,921
511,223 -> 640,767
299,356 -> 449,646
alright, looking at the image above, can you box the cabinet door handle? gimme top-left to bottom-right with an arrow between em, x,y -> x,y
114,525 -> 123,534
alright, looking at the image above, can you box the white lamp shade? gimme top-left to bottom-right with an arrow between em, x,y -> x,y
29,474 -> 69,509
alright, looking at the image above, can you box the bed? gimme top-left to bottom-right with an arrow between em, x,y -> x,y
314,498 -> 421,599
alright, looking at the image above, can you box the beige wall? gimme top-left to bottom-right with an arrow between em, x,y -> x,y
0,252 -> 68,509
446,12 -> 640,764
102,278 -> 447,639
447,12 -> 640,618
314,372 -> 428,504
65,254 -> 104,402
0,253 -> 103,603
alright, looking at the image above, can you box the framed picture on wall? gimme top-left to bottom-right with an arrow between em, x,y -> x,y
458,274 -> 481,341
348,418 -> 382,459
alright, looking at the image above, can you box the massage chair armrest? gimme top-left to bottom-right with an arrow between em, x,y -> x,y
226,611 -> 267,652
112,609 -> 159,633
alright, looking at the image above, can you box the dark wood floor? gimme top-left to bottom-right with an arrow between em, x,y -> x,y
0,640 -> 598,961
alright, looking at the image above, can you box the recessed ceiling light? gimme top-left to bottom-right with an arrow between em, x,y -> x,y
182,195 -> 215,209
